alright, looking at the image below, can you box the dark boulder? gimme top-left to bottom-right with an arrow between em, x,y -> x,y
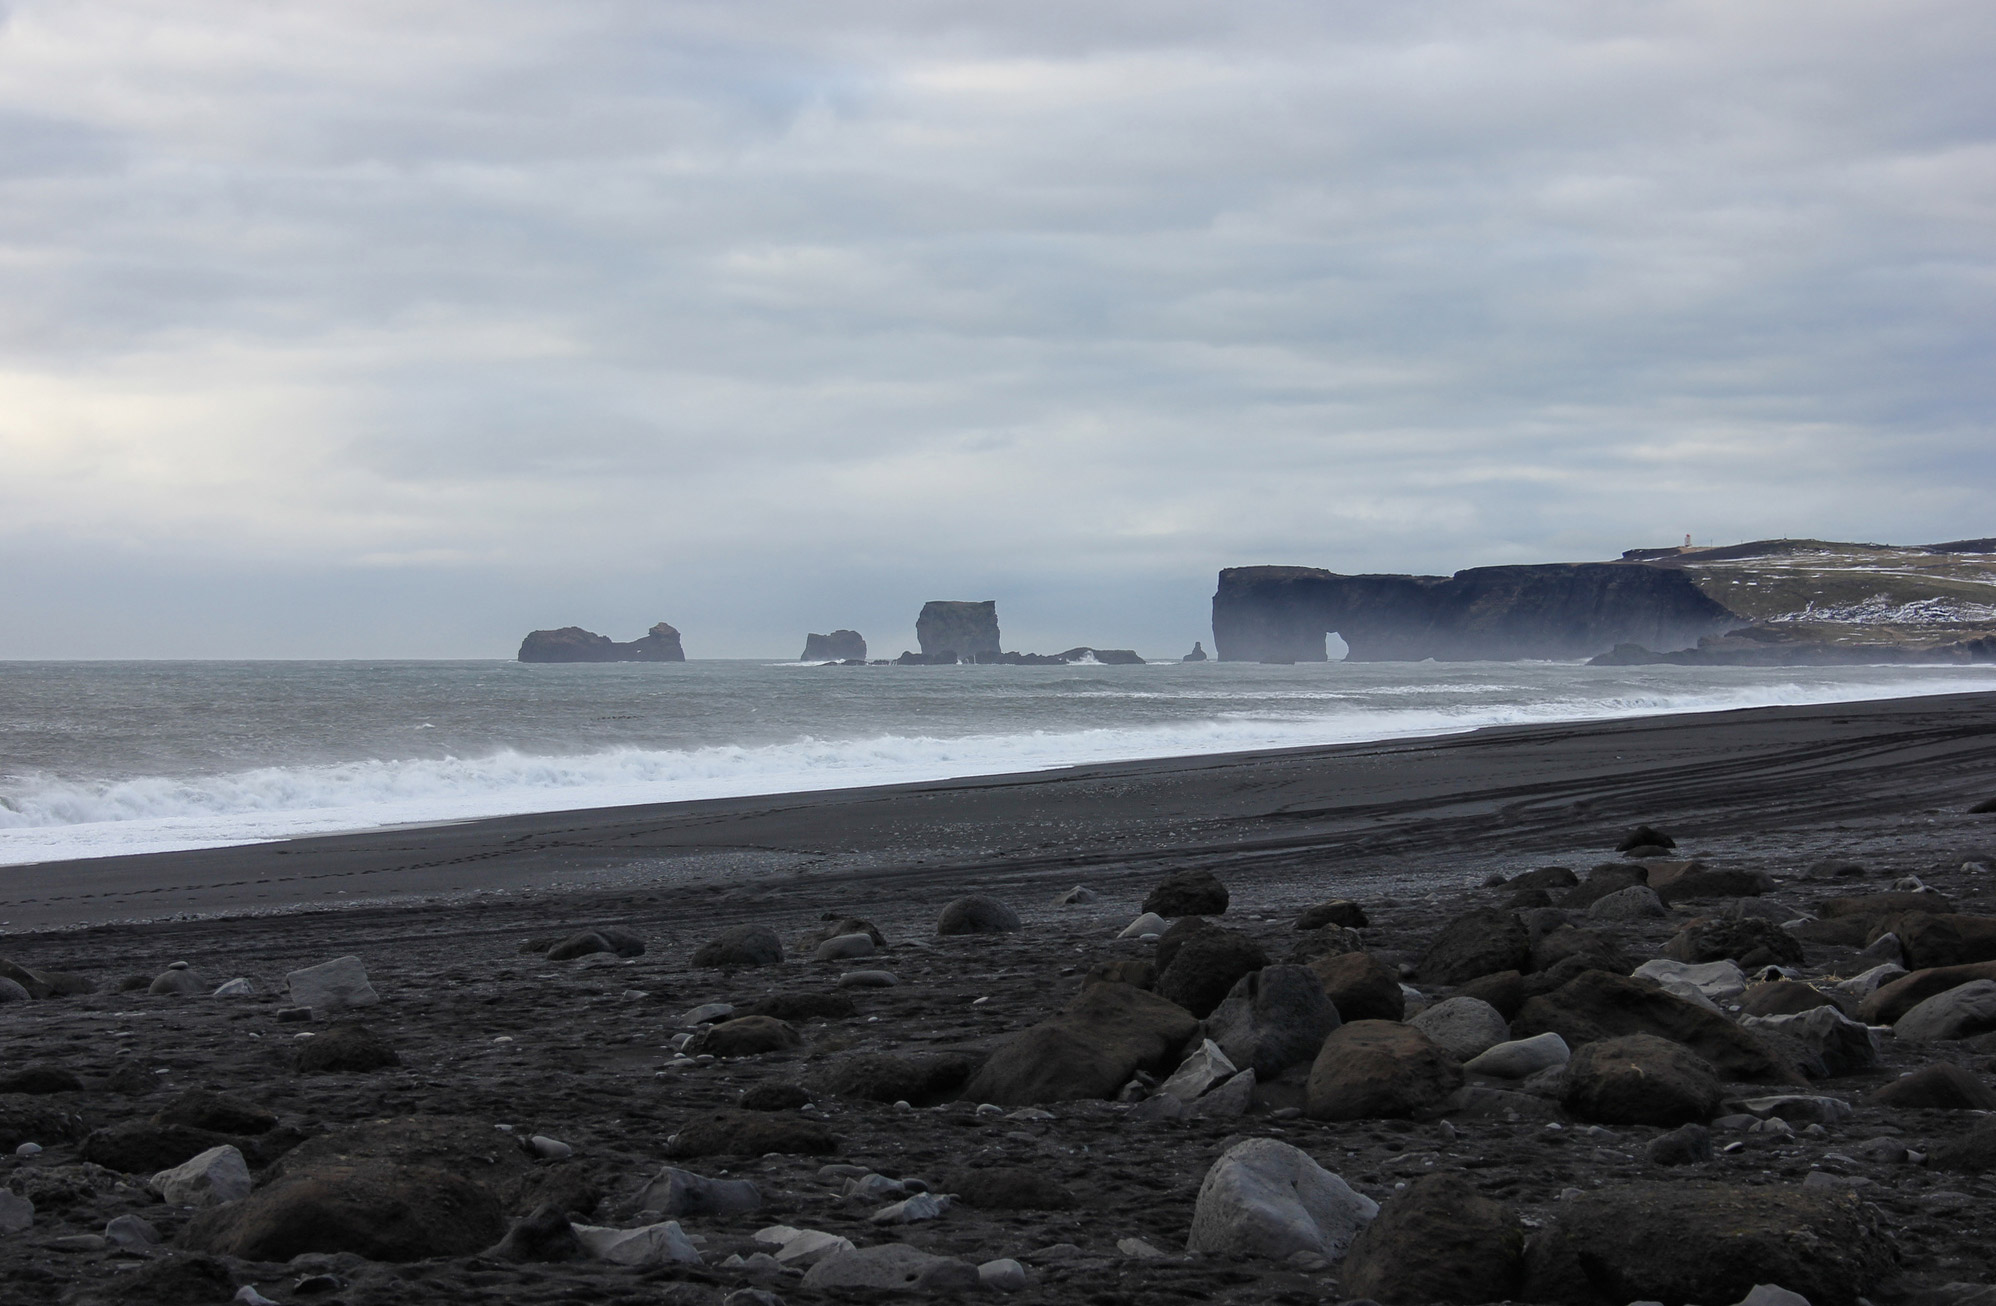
915,600 -> 1000,660
1740,980 -> 1847,1018
1876,912 -> 1996,970
1142,869 -> 1229,918
1509,866 -> 1580,890
1458,970 -> 1525,1021
799,916 -> 888,949
1308,951 -> 1406,1022
486,1203 -> 585,1262
154,1089 -> 276,1136
1930,1114 -> 1996,1171
1339,1173 -> 1524,1305
81,1122 -> 237,1174
1645,1122 -> 1713,1165
740,991 -> 859,1022
959,980 -> 1199,1105
691,925 -> 784,968
1562,1034 -> 1722,1127
801,630 -> 866,661
267,1115 -> 535,1206
811,1051 -> 984,1106
947,1166 -> 1078,1211
1529,925 -> 1632,978
1155,928 -> 1269,1018
0,1098 -> 89,1151
1205,965 -> 1341,1078
1524,1181 -> 1892,1306
740,1083 -> 812,1112
1617,824 -> 1676,852
1819,891 -> 1953,921
1662,916 -> 1804,969
1654,866 -> 1775,904
296,1022 -> 401,1073
1295,899 -> 1367,930
666,1110 -> 840,1158
1513,970 -> 1802,1083
186,1162 -> 506,1261
0,1065 -> 84,1095
544,932 -> 612,962
694,1016 -> 802,1057
518,622 -> 684,663
1153,914 -> 1217,970
1417,909 -> 1531,985
1306,1020 -> 1463,1121
1870,1063 -> 1996,1110
59,1253 -> 239,1306
1560,864 -> 1647,909
935,895 -> 1021,936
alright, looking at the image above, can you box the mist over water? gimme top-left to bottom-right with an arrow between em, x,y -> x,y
2,659 -> 1992,866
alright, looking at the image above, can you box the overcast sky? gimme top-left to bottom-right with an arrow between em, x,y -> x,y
1,1 -> 1991,658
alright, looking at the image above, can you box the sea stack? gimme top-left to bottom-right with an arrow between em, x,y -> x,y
915,601 -> 1001,662
518,621 -> 686,663
1184,642 -> 1208,662
801,630 -> 867,661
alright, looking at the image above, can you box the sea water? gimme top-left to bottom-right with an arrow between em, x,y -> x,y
2,658 -> 1992,867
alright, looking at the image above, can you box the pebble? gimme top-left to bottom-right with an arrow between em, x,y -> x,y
529,1135 -> 574,1160
15,1142 -> 40,1158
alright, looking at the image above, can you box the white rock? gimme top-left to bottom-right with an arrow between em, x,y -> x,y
572,1220 -> 703,1266
761,1227 -> 855,1267
978,1258 -> 1029,1292
1895,980 -> 1996,1042
0,1189 -> 33,1234
14,1143 -> 40,1158
1119,912 -> 1170,939
1118,1236 -> 1168,1259
1160,1039 -> 1237,1102
1836,962 -> 1907,997
640,1166 -> 763,1216
838,970 -> 899,988
529,1135 -> 573,1160
871,1191 -> 951,1224
1589,885 -> 1668,920
1410,996 -> 1510,1061
1632,958 -> 1747,1000
151,1145 -> 252,1207
234,1287 -> 281,1306
1054,886 -> 1097,905
284,956 -> 379,1012
814,933 -> 877,962
1186,1137 -> 1378,1261
801,1243 -> 981,1292
1463,1032 -> 1570,1079
212,978 -> 255,998
1732,1283 -> 1814,1306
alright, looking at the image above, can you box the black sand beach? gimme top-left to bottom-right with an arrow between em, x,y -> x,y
2,693 -> 1996,1305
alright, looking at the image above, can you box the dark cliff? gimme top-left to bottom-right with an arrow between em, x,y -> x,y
1211,564 -> 1738,662
519,621 -> 686,663
801,630 -> 867,661
916,601 -> 1001,659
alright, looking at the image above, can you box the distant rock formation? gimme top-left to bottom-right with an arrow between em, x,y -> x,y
1183,642 -> 1208,662
916,601 -> 1001,661
1594,629 -> 1996,666
518,621 -> 686,663
1211,564 -> 1736,663
801,630 -> 867,661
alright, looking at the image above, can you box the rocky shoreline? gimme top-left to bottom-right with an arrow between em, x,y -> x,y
3,701 -> 1996,1304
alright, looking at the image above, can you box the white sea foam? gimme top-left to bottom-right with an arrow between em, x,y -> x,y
1,671 -> 1990,866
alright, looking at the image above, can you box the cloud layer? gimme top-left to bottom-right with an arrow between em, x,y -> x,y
2,1 -> 1991,656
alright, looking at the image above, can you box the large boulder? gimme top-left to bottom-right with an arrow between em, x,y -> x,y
1560,864 -> 1647,909
1308,951 -> 1406,1022
1653,865 -> 1775,904
1894,979 -> 1996,1042
935,895 -> 1021,936
186,1162 -> 506,1262
1587,885 -> 1667,921
1512,970 -> 1803,1083
1307,1021 -> 1464,1121
296,1022 -> 400,1073
1872,911 -> 1996,970
1418,909 -> 1531,985
1409,997 -> 1510,1061
284,956 -> 380,1013
1523,1181 -> 1894,1306
1143,869 -> 1229,918
1296,900 -> 1368,930
1739,980 -> 1845,1018
1870,1063 -> 1996,1110
151,1145 -> 254,1208
691,925 -> 784,968
959,980 -> 1200,1105
1458,970 -> 1525,1020
1185,1137 -> 1378,1261
1339,1173 -> 1525,1304
694,1016 -> 803,1057
811,1051 -> 984,1106
1861,960 -> 1996,1025
1155,929 -> 1269,1018
261,1116 -> 535,1207
1528,927 -> 1632,982
1662,917 -> 1804,969
1561,1034 -> 1721,1126
1206,965 -> 1341,1078
1740,1006 -> 1880,1076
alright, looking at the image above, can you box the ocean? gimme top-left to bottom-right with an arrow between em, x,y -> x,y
3,658 -> 1993,867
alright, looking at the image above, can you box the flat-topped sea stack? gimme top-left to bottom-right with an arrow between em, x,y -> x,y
916,601 -> 1001,661
518,621 -> 686,663
801,630 -> 867,661
1211,563 -> 1736,662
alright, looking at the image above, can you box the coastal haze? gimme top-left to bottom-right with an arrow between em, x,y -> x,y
2,3 -> 1993,659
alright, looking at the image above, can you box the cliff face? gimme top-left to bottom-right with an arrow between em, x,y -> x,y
802,630 -> 867,661
1211,564 -> 1738,662
518,621 -> 686,663
916,601 -> 1001,659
